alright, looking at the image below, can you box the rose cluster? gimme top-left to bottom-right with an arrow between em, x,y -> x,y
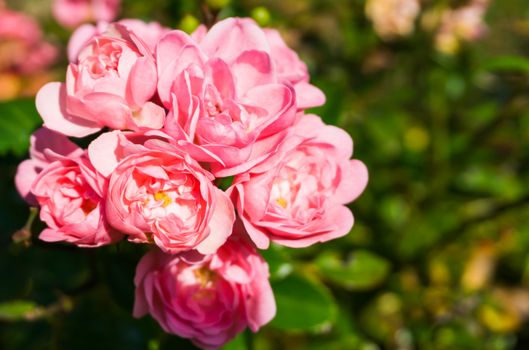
16,17 -> 368,349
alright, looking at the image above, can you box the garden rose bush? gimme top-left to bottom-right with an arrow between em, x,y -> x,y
15,14 -> 367,350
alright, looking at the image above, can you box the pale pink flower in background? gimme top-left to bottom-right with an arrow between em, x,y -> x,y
0,9 -> 57,75
365,0 -> 421,39
88,131 -> 235,254
52,0 -> 121,29
434,0 -> 489,54
15,128 -> 121,247
231,114 -> 368,249
157,18 -> 322,177
37,24 -> 164,138
133,237 -> 276,349
0,8 -> 57,99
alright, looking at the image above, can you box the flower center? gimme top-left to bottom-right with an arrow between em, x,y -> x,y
126,170 -> 204,235
271,175 -> 294,210
276,197 -> 288,208
194,267 -> 216,288
153,191 -> 172,207
79,39 -> 123,79
268,149 -> 334,223
81,199 -> 97,215
204,84 -> 224,116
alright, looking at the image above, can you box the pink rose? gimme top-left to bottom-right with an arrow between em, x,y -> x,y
0,9 -> 57,74
118,19 -> 170,53
29,146 -> 121,247
0,9 -> 41,43
133,237 -> 276,349
190,23 -> 325,110
15,128 -> 83,205
88,131 -> 235,254
37,23 -> 164,138
157,18 -> 299,177
67,20 -> 169,61
231,114 -> 368,249
264,28 -> 325,109
52,0 -> 120,29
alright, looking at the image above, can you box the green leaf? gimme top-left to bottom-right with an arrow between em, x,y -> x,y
270,273 -> 337,332
260,244 -> 293,280
0,99 -> 40,156
0,300 -> 37,321
221,331 -> 247,350
481,56 -> 529,73
315,250 -> 390,291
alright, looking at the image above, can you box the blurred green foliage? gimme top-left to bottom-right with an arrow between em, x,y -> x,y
2,0 -> 529,349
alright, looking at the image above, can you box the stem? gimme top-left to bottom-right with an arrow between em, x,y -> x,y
446,193 -> 529,238
0,252 -> 99,323
12,207 -> 38,246
23,295 -> 74,321
244,329 -> 255,350
199,2 -> 219,28
453,96 -> 527,162
414,193 -> 529,263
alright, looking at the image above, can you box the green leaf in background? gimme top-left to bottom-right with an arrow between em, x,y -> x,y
221,331 -> 247,350
0,99 -> 40,157
260,244 -> 293,280
269,273 -> 337,332
0,300 -> 37,321
315,250 -> 390,291
481,56 -> 529,73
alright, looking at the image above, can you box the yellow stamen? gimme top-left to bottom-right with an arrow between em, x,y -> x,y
154,191 -> 172,207
276,197 -> 288,208
194,267 -> 216,288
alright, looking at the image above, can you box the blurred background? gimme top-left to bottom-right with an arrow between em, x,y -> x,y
2,0 -> 529,349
